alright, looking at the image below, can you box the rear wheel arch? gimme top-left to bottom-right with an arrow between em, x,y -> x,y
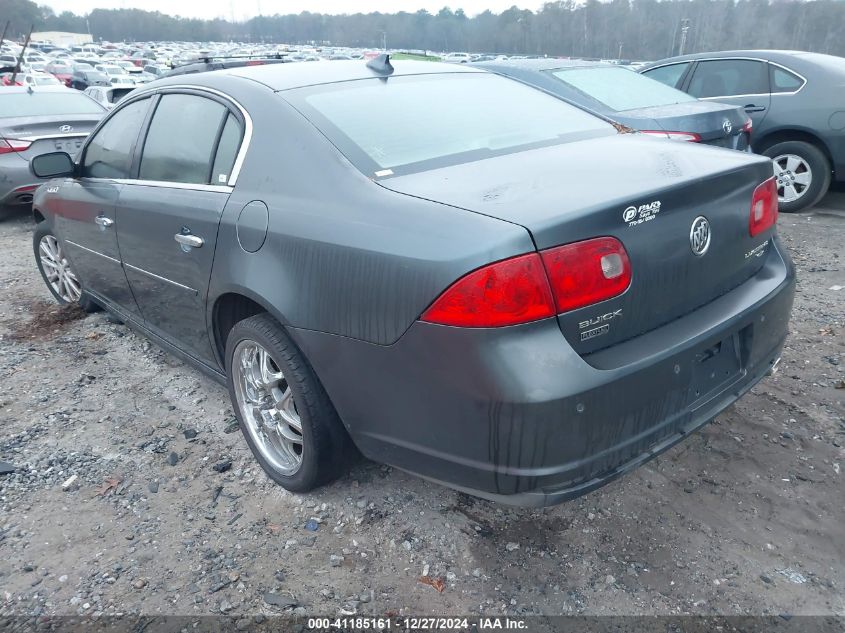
754,128 -> 834,167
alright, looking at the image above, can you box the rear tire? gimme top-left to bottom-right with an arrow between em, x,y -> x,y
33,223 -> 100,312
225,313 -> 353,493
761,140 -> 831,213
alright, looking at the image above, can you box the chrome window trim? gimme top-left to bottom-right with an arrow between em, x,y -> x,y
646,57 -> 807,97
65,239 -> 120,264
124,262 -> 197,294
124,83 -> 252,187
112,178 -> 233,193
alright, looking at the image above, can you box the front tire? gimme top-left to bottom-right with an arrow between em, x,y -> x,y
225,313 -> 353,492
33,223 -> 99,312
761,140 -> 831,213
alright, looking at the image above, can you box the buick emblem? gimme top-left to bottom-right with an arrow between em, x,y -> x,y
59,125 -> 73,133
722,119 -> 732,135
690,216 -> 711,256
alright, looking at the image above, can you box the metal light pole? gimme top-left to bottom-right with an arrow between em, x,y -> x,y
678,18 -> 691,56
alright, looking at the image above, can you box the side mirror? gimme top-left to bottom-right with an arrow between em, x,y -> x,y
31,151 -> 76,178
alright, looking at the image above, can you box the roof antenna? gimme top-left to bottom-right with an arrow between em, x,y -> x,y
366,53 -> 393,76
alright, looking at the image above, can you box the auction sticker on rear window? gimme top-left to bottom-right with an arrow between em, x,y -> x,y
623,200 -> 661,227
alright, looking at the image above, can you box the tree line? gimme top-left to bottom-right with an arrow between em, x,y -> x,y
5,0 -> 845,60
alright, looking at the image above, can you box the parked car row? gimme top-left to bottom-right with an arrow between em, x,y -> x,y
27,56 -> 794,505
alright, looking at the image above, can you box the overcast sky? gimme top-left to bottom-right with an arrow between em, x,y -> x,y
42,0 -> 545,22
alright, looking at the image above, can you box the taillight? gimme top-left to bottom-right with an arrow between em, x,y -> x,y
421,253 -> 555,327
421,237 -> 632,328
0,139 -> 32,155
541,237 -> 631,313
641,130 -> 701,142
750,177 -> 778,237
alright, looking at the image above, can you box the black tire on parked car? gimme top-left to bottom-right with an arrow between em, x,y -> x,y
761,140 -> 832,213
32,222 -> 100,312
225,313 -> 355,492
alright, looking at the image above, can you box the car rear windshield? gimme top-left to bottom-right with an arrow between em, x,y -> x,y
548,66 -> 696,112
289,73 -> 614,176
0,92 -> 104,117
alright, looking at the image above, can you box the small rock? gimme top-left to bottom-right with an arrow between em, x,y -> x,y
605,575 -> 616,585
133,579 -> 147,589
58,575 -> 68,583
148,482 -> 159,494
224,420 -> 240,434
213,460 -> 233,473
330,554 -> 344,567
168,452 -> 179,466
183,429 -> 198,439
235,618 -> 251,631
305,519 -> 319,532
505,542 -> 519,552
263,592 -> 297,609
760,574 -> 774,585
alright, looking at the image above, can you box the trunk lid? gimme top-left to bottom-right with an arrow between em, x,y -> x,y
0,115 -> 101,159
619,100 -> 750,150
380,134 -> 775,354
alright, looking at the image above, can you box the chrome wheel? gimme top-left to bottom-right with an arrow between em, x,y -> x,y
39,235 -> 81,303
772,154 -> 812,204
232,340 -> 303,475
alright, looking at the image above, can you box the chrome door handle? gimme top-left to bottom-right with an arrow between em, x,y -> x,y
94,215 -> 114,227
174,233 -> 204,248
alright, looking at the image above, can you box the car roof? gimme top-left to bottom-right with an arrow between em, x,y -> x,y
156,59 -> 485,92
0,85 -> 72,94
643,49 -> 843,68
476,59 -> 612,72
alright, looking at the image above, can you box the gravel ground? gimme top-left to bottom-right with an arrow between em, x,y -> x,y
0,194 -> 843,619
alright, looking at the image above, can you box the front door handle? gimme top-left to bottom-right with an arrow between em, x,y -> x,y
94,215 -> 114,227
174,233 -> 204,248
744,105 -> 766,113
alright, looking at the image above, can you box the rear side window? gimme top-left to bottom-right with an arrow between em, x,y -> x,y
139,94 -> 227,184
641,62 -> 689,88
770,65 -> 804,93
549,66 -> 695,111
82,97 -> 150,179
292,73 -> 614,176
210,113 -> 243,185
687,59 -> 769,98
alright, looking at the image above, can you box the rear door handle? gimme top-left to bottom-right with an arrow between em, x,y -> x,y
94,215 -> 114,227
174,233 -> 204,248
744,105 -> 766,113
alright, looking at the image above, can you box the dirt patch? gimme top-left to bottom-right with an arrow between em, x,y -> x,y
3,299 -> 87,341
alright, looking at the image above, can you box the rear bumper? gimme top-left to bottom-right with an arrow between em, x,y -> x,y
0,155 -> 39,206
290,237 -> 795,507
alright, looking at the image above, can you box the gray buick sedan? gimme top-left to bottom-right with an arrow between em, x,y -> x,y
30,58 -> 795,506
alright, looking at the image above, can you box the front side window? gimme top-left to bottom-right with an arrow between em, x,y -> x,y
82,97 -> 150,179
549,66 -> 695,112
138,94 -> 228,184
291,73 -> 615,176
641,62 -> 690,88
687,59 -> 769,98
